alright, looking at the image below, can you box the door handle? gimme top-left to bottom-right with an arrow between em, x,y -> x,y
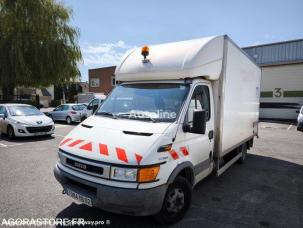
208,130 -> 214,140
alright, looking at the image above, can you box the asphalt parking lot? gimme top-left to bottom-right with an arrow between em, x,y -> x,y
0,122 -> 302,228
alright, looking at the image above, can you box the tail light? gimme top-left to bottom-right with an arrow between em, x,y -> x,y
70,111 -> 77,114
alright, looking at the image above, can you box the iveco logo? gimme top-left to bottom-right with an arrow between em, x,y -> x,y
36,121 -> 42,124
74,162 -> 87,170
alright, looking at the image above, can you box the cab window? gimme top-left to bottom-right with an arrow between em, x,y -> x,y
88,99 -> 98,108
186,85 -> 210,125
92,99 -> 99,106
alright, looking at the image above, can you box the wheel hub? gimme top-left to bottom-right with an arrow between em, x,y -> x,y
166,188 -> 185,214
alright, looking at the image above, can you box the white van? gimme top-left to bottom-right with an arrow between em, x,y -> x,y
54,35 -> 261,224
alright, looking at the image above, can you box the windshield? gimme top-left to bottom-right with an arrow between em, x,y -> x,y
8,106 -> 43,116
96,83 -> 190,122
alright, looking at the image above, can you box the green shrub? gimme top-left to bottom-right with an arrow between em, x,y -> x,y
50,100 -> 61,107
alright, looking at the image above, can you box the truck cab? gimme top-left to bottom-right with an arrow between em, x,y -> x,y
54,35 -> 260,225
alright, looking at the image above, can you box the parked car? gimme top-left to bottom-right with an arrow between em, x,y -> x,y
0,103 -> 54,139
297,106 -> 303,131
49,104 -> 87,124
85,98 -> 105,117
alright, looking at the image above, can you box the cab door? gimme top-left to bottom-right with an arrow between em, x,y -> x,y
183,84 -> 214,182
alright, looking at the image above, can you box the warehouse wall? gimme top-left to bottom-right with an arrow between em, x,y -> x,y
260,63 -> 303,120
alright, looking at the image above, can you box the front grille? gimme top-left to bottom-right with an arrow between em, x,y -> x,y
66,158 -> 104,175
26,125 -> 52,133
59,150 -> 111,179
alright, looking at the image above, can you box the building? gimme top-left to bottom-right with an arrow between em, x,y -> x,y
0,86 -> 54,107
89,66 -> 116,94
77,82 -> 89,94
243,39 -> 303,121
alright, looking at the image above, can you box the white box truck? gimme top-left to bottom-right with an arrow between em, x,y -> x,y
54,35 -> 261,225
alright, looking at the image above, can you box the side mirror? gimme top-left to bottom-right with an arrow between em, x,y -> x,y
191,110 -> 207,134
183,110 -> 207,134
87,105 -> 92,110
0,113 -> 5,119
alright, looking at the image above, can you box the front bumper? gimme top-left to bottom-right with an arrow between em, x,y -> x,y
297,121 -> 303,131
13,124 -> 54,137
54,164 -> 167,216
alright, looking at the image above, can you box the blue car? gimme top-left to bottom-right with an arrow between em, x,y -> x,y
49,104 -> 87,124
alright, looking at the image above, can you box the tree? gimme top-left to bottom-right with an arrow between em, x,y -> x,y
0,0 -> 82,101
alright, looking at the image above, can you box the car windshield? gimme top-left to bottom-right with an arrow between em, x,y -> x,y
96,83 -> 190,122
8,105 -> 43,116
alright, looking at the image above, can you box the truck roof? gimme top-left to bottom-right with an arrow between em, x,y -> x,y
115,35 -> 225,81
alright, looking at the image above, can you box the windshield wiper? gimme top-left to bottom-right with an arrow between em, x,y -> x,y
97,111 -> 117,119
117,113 -> 156,122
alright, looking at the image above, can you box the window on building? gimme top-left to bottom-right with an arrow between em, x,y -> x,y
90,78 -> 100,87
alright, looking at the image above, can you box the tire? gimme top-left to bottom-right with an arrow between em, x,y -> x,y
66,116 -> 72,125
237,143 -> 247,164
153,176 -> 192,225
7,125 -> 15,140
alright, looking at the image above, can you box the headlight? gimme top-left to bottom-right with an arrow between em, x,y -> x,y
111,167 -> 137,182
10,119 -> 28,125
110,165 -> 160,182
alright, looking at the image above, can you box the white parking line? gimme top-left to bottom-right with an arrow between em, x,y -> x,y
287,124 -> 293,131
0,143 -> 8,148
53,134 -> 65,138
0,142 -> 24,148
55,125 -> 68,128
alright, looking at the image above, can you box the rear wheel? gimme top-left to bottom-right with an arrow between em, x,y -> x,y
7,125 -> 15,140
154,176 -> 192,225
237,143 -> 247,164
66,116 -> 72,125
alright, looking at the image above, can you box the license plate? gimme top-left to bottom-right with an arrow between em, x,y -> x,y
34,132 -> 46,136
66,189 -> 92,207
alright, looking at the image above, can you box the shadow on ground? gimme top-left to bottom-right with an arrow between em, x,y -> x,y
55,154 -> 303,228
0,134 -> 55,143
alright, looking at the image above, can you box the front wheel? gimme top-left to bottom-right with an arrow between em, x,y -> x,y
7,126 -> 15,140
153,176 -> 192,225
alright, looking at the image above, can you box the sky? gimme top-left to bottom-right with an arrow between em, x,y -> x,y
61,0 -> 303,82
